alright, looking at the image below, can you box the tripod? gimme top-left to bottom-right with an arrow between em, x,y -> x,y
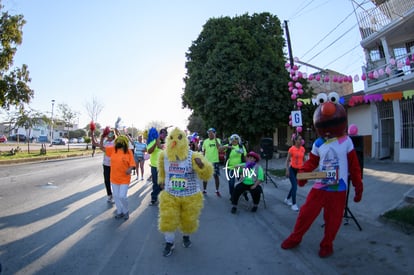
264,158 -> 278,188
343,179 -> 362,230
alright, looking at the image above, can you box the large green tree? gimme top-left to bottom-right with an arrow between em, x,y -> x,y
0,3 -> 33,110
182,12 -> 292,145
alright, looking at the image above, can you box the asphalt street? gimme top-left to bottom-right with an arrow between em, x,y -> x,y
0,155 -> 413,274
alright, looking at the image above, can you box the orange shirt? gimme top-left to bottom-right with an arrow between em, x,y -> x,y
106,147 -> 135,184
288,146 -> 305,169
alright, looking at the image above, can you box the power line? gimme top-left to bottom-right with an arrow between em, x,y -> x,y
306,22 -> 358,63
322,43 -> 361,68
301,10 -> 355,59
288,0 -> 317,20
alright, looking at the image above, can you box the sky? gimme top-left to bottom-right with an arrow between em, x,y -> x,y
2,0 -> 372,131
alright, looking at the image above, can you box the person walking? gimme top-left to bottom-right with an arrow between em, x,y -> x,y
92,131 -> 135,220
100,127 -> 116,203
147,127 -> 167,205
230,151 -> 264,214
133,135 -> 147,181
201,128 -> 222,197
223,134 -> 247,197
284,134 -> 306,211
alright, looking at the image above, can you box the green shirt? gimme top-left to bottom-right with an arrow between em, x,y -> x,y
202,138 -> 221,163
227,144 -> 247,169
243,165 -> 264,185
147,140 -> 162,167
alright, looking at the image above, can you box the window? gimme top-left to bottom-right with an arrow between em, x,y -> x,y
400,98 -> 414,148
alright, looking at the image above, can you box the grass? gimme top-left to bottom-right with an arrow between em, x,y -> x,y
0,144 -> 94,161
382,205 -> 414,226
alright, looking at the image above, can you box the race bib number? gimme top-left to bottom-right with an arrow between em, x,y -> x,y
323,168 -> 339,185
170,176 -> 188,191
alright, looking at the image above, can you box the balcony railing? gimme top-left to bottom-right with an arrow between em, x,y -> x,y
357,0 -> 414,39
364,51 -> 414,87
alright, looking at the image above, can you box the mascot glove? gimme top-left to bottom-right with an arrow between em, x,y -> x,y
297,169 -> 307,187
354,188 -> 363,202
298,179 -> 307,187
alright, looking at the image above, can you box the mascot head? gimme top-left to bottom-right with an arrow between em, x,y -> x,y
166,127 -> 189,161
313,92 -> 347,139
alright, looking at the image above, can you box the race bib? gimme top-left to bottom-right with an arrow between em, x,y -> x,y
170,176 -> 188,191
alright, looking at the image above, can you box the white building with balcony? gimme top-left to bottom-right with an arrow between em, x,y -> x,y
353,0 -> 414,162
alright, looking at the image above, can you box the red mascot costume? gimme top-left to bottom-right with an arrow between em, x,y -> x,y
281,92 -> 363,258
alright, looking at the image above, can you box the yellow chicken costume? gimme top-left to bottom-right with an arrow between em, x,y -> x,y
158,127 -> 213,256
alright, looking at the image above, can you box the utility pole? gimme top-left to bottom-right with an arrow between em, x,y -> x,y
284,20 -> 294,67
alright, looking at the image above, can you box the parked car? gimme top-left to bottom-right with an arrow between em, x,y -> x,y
9,134 -> 27,142
69,138 -> 78,143
52,138 -> 67,145
0,135 -> 7,143
77,137 -> 85,143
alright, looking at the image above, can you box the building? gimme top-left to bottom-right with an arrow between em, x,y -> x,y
353,0 -> 414,162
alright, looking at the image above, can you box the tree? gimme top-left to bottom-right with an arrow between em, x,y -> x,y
85,96 -> 103,123
57,103 -> 78,151
182,13 -> 297,146
7,108 -> 50,153
187,113 -> 205,136
0,3 -> 34,110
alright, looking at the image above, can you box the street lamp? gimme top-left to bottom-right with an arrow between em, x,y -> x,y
50,99 -> 55,143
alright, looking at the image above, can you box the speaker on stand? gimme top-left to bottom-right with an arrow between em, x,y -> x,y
260,138 -> 278,188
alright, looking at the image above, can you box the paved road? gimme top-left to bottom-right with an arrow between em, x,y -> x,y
0,156 -> 413,274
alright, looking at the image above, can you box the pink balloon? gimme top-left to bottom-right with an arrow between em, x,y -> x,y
285,62 -> 291,69
348,124 -> 358,135
288,86 -> 293,92
315,75 -> 321,81
333,76 -> 338,82
288,81 -> 293,87
298,89 -> 303,95
295,82 -> 302,88
308,74 -> 314,80
368,72 -> 374,79
385,66 -> 391,75
291,94 -> 297,100
397,61 -> 403,69
292,76 -> 298,81
297,71 -> 303,79
406,57 -> 411,66
324,76 -> 330,82
348,75 -> 353,82
390,58 -> 396,65
289,120 -> 292,126
354,74 -> 360,82
296,101 -> 303,107
361,73 -> 367,81
292,65 -> 298,71
296,126 -> 302,133
289,114 -> 292,119
378,68 -> 384,76
373,70 -> 379,78
301,139 -> 305,146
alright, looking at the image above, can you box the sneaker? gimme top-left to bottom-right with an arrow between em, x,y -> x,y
251,206 -> 258,212
215,191 -> 222,197
150,200 -> 158,206
284,198 -> 293,206
107,196 -> 114,204
123,212 -> 129,220
291,204 -> 299,211
115,213 -> 124,219
202,190 -> 207,195
163,242 -> 175,257
182,236 -> 192,248
141,177 -> 144,181
231,206 -> 237,214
